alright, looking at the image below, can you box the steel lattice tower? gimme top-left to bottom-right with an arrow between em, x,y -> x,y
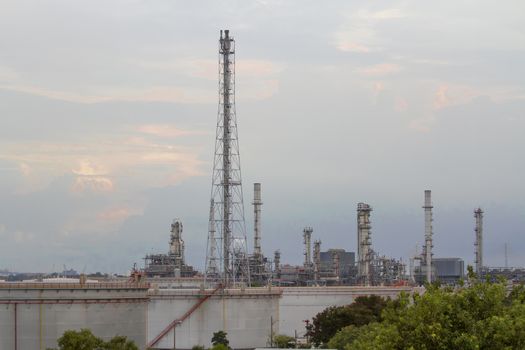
205,30 -> 250,287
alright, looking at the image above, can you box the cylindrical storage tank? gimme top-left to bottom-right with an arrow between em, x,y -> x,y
0,282 -> 149,350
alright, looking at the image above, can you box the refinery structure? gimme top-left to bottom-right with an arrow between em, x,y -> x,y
1,29 -> 522,349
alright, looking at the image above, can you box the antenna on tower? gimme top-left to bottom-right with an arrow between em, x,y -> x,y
205,30 -> 250,287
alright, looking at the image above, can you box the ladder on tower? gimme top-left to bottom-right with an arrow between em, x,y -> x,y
147,283 -> 224,349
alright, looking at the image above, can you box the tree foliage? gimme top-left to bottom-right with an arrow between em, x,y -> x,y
334,281 -> 525,349
307,295 -> 388,346
48,329 -> 138,350
273,334 -> 296,348
210,344 -> 229,350
212,330 -> 230,347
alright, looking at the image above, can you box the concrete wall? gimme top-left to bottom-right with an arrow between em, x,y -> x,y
0,284 -> 148,350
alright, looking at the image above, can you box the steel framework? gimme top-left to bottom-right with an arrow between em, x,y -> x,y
205,30 -> 250,287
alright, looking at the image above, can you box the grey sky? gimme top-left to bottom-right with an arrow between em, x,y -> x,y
0,0 -> 524,273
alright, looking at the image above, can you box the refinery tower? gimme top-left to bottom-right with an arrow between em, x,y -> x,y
205,30 -> 250,287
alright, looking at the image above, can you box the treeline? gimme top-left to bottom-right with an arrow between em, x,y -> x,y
302,270 -> 525,349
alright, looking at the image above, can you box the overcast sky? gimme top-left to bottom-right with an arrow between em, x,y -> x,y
1,0 -> 524,274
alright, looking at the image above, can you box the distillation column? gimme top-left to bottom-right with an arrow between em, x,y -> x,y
474,208 -> 484,274
313,240 -> 321,282
274,250 -> 281,279
423,190 -> 433,283
253,183 -> 263,258
169,219 -> 185,264
303,227 -> 313,268
357,203 -> 372,286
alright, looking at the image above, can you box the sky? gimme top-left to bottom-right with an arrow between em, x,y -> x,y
0,0 -> 524,274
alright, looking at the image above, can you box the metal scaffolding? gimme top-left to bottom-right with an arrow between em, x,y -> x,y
205,30 -> 250,287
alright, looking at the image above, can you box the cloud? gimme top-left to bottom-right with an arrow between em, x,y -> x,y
334,28 -> 376,53
356,9 -> 405,20
71,176 -> 114,193
0,65 -> 18,82
333,8 -> 406,53
98,207 -> 133,223
0,136 -> 205,194
18,162 -> 32,177
72,160 -> 108,176
395,98 -> 409,112
433,85 -> 450,109
359,63 -> 402,76
374,82 -> 385,91
0,84 -> 110,104
13,230 -> 36,243
0,83 -> 216,104
136,124 -> 208,138
408,116 -> 435,133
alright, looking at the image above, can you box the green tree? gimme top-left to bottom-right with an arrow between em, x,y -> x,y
307,295 -> 387,346
56,329 -> 104,350
102,335 -> 138,350
212,330 -> 230,347
340,281 -> 525,350
210,344 -> 229,350
273,334 -> 296,348
48,329 -> 138,350
327,325 -> 360,350
191,346 -> 205,350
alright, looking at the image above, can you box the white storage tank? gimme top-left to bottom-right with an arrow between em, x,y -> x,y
0,281 -> 149,350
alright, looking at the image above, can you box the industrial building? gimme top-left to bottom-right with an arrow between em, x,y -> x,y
144,219 -> 197,278
433,258 -> 465,284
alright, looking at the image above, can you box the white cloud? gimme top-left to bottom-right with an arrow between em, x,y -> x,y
72,160 -> 108,176
136,124 -> 208,138
358,63 -> 402,76
333,8 -> 406,53
71,176 -> 114,193
356,9 -> 405,21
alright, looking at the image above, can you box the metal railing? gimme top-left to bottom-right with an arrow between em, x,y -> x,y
0,282 -> 150,289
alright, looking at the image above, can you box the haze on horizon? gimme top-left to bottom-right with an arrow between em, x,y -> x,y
0,0 -> 524,274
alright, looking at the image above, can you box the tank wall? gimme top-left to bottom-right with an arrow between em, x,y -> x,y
0,287 -> 148,350
278,286 -> 413,337
148,289 -> 280,349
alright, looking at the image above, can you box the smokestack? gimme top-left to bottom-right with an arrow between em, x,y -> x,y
357,203 -> 372,286
423,190 -> 433,283
474,208 -> 483,274
253,183 -> 262,257
303,227 -> 313,268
